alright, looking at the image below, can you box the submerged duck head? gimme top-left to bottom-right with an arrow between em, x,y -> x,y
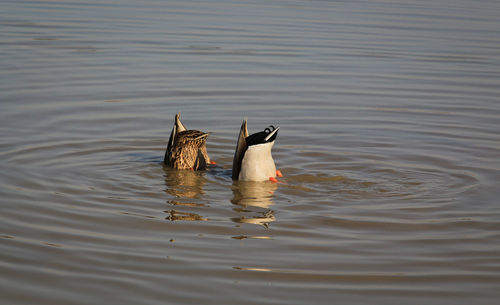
164,113 -> 210,170
232,119 -> 280,181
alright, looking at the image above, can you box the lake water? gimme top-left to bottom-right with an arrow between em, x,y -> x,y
1,0 -> 500,304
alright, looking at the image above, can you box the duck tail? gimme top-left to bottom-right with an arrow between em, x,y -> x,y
232,119 -> 248,180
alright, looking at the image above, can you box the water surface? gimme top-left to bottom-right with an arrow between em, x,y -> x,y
1,0 -> 500,304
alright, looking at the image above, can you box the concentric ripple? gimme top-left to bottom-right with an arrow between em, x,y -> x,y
1,0 -> 500,304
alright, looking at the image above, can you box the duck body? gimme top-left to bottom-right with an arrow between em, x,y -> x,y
164,113 -> 210,170
239,142 -> 276,181
232,120 -> 279,181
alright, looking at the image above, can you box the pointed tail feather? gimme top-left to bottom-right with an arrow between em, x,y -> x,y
175,112 -> 187,132
232,119 -> 248,180
164,112 -> 187,165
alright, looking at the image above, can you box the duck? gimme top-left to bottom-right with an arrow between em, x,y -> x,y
232,119 -> 281,181
164,112 -> 211,170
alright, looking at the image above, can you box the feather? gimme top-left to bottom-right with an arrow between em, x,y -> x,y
232,120 -> 279,181
164,113 -> 210,170
232,119 -> 248,180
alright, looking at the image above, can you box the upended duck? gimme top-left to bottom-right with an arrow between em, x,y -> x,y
232,119 -> 281,182
164,113 -> 211,170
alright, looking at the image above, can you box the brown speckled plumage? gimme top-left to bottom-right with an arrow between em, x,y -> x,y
164,113 -> 211,170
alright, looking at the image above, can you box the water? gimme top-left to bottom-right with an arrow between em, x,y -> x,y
1,0 -> 500,304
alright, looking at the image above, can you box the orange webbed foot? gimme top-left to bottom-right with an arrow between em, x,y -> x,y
276,170 -> 283,177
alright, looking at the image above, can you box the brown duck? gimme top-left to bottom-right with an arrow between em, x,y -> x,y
164,113 -> 211,170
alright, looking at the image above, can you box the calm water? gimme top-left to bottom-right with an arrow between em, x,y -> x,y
1,0 -> 500,304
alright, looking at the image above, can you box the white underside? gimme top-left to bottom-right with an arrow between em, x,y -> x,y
239,142 -> 276,182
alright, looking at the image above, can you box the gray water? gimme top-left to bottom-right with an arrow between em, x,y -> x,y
1,0 -> 500,304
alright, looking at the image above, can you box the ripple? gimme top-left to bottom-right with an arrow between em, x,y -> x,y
2,0 -> 500,304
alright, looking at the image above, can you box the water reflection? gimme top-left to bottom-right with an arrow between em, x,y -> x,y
162,168 -> 280,226
163,166 -> 208,222
231,210 -> 275,228
163,166 -> 207,199
231,181 -> 278,227
231,181 -> 277,208
166,209 -> 207,222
